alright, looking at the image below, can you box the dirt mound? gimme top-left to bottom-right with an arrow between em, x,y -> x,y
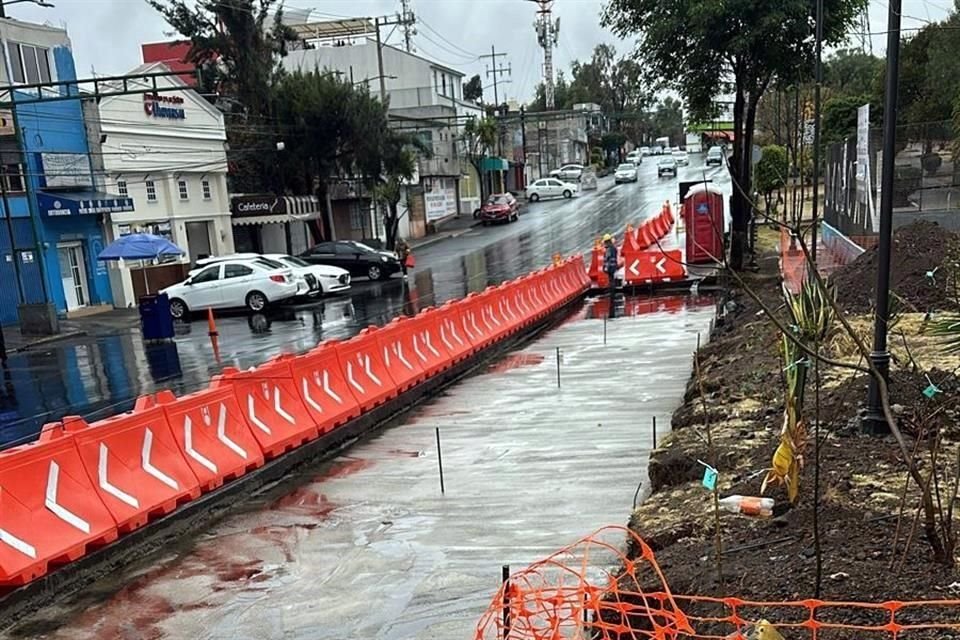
829,220 -> 959,314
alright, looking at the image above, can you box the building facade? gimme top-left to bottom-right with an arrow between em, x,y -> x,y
0,18 -> 131,327
86,63 -> 233,308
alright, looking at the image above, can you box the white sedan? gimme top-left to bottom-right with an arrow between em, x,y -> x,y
673,150 -> 690,166
549,164 -> 584,181
525,177 -> 578,201
614,163 -> 639,183
195,253 -> 351,296
163,257 -> 300,318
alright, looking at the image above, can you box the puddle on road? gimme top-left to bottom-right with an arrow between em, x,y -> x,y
9,294 -> 716,640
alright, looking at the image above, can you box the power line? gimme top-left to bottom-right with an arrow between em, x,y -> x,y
417,17 -> 480,59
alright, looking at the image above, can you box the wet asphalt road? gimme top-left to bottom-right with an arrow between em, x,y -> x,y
0,157 -> 728,450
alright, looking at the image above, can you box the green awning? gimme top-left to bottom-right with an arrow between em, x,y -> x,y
480,157 -> 509,172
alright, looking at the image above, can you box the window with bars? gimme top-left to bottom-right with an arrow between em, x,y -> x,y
116,180 -> 128,196
178,179 -> 188,200
201,179 -> 211,200
145,180 -> 157,202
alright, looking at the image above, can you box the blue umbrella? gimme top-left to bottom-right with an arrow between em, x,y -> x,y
97,233 -> 185,261
98,233 -> 185,295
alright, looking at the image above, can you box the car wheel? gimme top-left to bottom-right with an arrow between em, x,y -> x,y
367,264 -> 383,280
529,192 -> 540,202
169,298 -> 188,319
563,190 -> 572,198
473,208 -> 481,219
246,291 -> 268,312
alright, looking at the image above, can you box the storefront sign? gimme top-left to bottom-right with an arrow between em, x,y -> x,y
143,92 -> 186,120
38,191 -> 135,217
424,191 -> 448,223
230,194 -> 284,217
42,153 -> 93,189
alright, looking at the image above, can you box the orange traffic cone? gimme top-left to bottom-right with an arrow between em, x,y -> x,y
207,307 -> 219,338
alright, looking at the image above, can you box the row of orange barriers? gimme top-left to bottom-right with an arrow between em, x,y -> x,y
0,257 -> 590,588
587,204 -> 687,288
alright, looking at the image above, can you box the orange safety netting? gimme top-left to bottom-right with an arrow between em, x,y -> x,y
474,526 -> 960,640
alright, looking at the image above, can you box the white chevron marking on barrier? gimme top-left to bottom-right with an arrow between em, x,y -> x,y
184,417 -> 218,474
216,403 -> 247,459
413,334 -> 427,363
448,320 -> 464,346
481,307 -> 495,332
395,343 -> 413,369
440,323 -> 455,351
423,331 -> 441,357
346,361 -> 365,394
0,528 -> 35,559
382,345 -> 391,368
302,377 -> 324,413
247,394 -> 272,435
321,370 -> 343,404
46,461 -> 91,534
97,443 -> 140,508
142,428 -> 179,491
274,387 -> 295,424
462,315 -> 475,341
470,310 -> 482,336
487,306 -> 502,328
362,354 -> 383,386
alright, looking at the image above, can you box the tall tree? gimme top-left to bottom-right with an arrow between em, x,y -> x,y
603,0 -> 866,269
650,98 -> 684,146
823,48 -> 883,98
463,74 -> 483,103
460,116 -> 498,200
371,130 -> 430,250
149,0 -> 298,191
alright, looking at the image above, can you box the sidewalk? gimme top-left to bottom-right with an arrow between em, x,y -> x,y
1,308 -> 140,354
409,215 -> 482,250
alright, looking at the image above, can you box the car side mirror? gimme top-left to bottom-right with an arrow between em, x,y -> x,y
185,279 -> 193,286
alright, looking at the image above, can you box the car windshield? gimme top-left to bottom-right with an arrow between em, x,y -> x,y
345,241 -> 377,253
488,195 -> 510,205
617,164 -> 634,171
659,158 -> 675,164
281,256 -> 310,268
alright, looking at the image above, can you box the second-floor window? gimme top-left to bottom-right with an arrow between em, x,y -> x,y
145,180 -> 157,202
178,179 -> 188,200
441,74 -> 447,97
1,163 -> 24,193
116,179 -> 128,197
201,179 -> 211,200
7,42 -> 51,85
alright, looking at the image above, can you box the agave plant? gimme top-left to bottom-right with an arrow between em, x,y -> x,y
762,280 -> 835,504
925,313 -> 960,354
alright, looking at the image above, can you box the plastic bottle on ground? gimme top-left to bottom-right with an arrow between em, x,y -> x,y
718,495 -> 774,517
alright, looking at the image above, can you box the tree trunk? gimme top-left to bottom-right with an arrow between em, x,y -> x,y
384,200 -> 400,250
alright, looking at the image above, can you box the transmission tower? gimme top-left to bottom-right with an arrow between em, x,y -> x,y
859,5 -> 872,55
399,0 -> 417,53
529,0 -> 559,109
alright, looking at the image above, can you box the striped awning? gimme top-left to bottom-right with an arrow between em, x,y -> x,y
231,195 -> 322,226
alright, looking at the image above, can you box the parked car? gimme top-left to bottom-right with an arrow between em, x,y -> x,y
549,164 -> 584,181
706,146 -> 725,167
657,156 -> 678,177
626,150 -> 642,166
639,146 -> 651,156
480,193 -> 521,224
194,253 -> 351,297
673,150 -> 690,166
614,163 -> 639,183
299,240 -> 402,281
163,258 -> 299,319
525,178 -> 578,201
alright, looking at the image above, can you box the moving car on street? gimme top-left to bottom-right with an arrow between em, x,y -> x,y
639,146 -> 651,156
300,241 -> 402,281
614,163 -> 639,183
706,146 -> 725,167
626,150 -> 642,166
673,150 -> 690,166
480,192 -> 521,224
163,257 -> 299,319
549,164 -> 584,181
657,156 -> 678,177
525,178 -> 578,201
194,253 -> 351,297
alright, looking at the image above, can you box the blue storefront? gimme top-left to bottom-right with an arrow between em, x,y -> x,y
0,25 -> 130,326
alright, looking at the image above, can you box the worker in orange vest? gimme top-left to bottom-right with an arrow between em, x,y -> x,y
603,233 -> 618,297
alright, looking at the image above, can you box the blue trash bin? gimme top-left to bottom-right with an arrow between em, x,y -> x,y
139,293 -> 175,341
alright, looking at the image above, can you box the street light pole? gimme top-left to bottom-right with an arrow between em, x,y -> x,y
864,0 -> 902,435
810,0 -> 823,264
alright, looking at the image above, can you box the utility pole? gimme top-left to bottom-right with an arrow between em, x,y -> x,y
374,17 -> 387,102
810,0 -> 823,263
373,12 -> 415,103
865,0 -> 902,435
480,45 -> 510,110
529,0 -> 558,109
399,0 -> 417,53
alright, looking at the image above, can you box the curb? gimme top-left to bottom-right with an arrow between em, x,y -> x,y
410,220 -> 483,252
8,330 -> 88,354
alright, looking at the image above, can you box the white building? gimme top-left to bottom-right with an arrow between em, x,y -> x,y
87,62 -> 234,307
283,22 -> 484,243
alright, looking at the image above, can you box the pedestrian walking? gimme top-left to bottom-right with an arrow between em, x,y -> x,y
603,233 -> 618,297
396,238 -> 413,280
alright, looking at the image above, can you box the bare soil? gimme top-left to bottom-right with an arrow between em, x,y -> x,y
623,234 -> 960,638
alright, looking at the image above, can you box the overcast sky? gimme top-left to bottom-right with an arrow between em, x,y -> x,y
6,0 -> 951,103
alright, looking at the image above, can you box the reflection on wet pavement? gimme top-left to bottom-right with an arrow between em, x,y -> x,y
9,294 -> 716,640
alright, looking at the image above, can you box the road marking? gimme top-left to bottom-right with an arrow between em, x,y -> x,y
142,428 -> 179,491
46,461 -> 91,534
98,443 -> 140,508
184,417 -> 218,474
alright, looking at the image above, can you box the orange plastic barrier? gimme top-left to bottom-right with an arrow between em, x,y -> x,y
437,302 -> 474,362
156,386 -> 265,493
337,329 -> 397,410
479,288 -> 511,341
458,294 -> 489,349
290,341 -> 363,427
375,317 -> 427,392
216,357 -> 318,459
60,399 -> 201,534
623,248 -> 686,284
0,427 -> 118,586
494,284 -> 523,336
587,241 -> 603,283
408,309 -> 453,376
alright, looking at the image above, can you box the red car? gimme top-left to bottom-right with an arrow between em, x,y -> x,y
480,193 -> 521,225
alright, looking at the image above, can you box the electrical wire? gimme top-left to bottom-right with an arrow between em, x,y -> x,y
416,17 -> 481,59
